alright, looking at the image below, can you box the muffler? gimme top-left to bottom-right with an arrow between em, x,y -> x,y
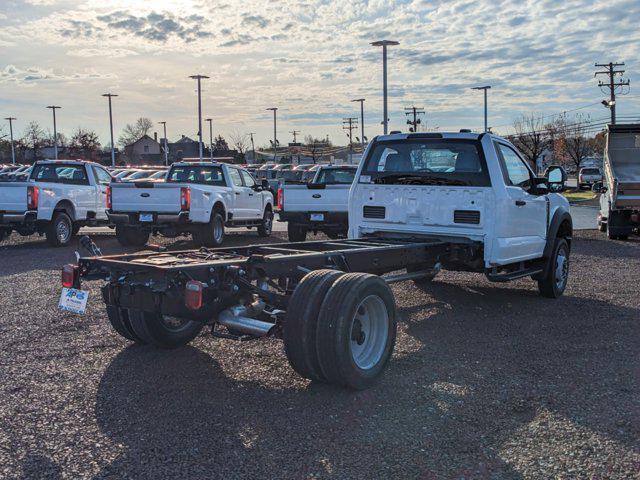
217,303 -> 275,337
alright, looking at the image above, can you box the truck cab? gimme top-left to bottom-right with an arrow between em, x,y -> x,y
349,132 -> 571,288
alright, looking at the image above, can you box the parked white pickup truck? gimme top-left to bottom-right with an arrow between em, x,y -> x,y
278,165 -> 357,241
107,162 -> 274,247
0,160 -> 112,246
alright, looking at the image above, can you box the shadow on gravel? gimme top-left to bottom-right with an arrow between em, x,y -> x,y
398,280 -> 640,457
573,235 -> 640,259
20,453 -> 63,479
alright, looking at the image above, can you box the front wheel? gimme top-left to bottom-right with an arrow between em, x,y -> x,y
257,208 -> 273,237
537,238 -> 570,298
126,310 -> 204,348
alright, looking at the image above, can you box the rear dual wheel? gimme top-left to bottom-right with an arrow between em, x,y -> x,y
115,225 -> 150,247
193,212 -> 225,247
284,270 -> 397,390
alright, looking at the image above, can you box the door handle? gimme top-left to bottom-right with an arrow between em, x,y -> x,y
515,200 -> 526,206
248,193 -> 254,196
235,192 -> 241,195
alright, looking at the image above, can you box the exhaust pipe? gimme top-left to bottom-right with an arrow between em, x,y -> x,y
217,304 -> 274,337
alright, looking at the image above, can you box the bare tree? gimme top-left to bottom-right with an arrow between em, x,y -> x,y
303,135 -> 331,164
509,114 -> 547,169
23,121 -> 46,161
548,114 -> 593,172
70,127 -> 101,161
118,117 -> 154,147
229,131 -> 249,155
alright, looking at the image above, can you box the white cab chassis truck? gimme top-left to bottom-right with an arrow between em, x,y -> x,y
68,132 -> 572,390
0,160 -> 112,246
107,162 -> 274,247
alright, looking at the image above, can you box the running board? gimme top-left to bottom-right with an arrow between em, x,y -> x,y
486,267 -> 543,282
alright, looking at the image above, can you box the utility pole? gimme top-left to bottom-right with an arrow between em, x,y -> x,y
343,117 -> 358,163
371,40 -> 399,135
289,130 -> 300,143
102,93 -> 117,167
4,117 -> 16,164
189,74 -> 209,161
595,62 -> 630,125
351,98 -> 366,147
158,121 -> 168,166
205,118 -> 214,160
404,105 -> 425,132
46,105 -> 61,159
266,107 -> 278,162
471,86 -> 491,132
248,132 -> 256,164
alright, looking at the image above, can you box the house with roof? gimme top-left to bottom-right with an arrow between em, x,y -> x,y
123,134 -> 162,165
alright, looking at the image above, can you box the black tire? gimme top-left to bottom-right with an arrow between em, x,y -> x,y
46,211 -> 75,247
0,229 -> 8,243
537,238 -> 570,298
193,212 -> 225,247
598,219 -> 607,233
105,306 -> 146,343
257,208 -> 274,237
316,273 -> 397,390
406,263 -> 439,285
284,269 -> 345,382
126,310 -> 203,348
115,225 -> 150,247
287,224 -> 307,242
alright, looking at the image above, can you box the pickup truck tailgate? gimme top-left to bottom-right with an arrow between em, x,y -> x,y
282,185 -> 350,212
0,183 -> 28,213
111,183 -> 181,213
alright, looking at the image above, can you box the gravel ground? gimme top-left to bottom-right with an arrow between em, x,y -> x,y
0,229 -> 639,479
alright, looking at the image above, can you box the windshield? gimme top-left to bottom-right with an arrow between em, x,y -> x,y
125,170 -> 155,180
362,139 -> 490,186
148,171 -> 167,179
167,165 -> 225,186
581,168 -> 600,175
279,170 -> 304,182
315,168 -> 356,184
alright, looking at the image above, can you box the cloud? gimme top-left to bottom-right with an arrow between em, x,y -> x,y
66,48 -> 139,58
242,14 -> 270,29
0,64 -> 115,84
94,10 -> 213,43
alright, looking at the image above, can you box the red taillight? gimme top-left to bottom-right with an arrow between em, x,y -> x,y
106,185 -> 112,210
277,187 -> 283,210
61,264 -> 79,288
27,186 -> 39,210
185,280 -> 204,310
180,187 -> 191,211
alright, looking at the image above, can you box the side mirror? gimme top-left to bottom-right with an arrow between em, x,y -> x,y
546,166 -> 565,192
261,179 -> 269,189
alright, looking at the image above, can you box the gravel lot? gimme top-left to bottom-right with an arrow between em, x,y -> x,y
0,229 -> 639,479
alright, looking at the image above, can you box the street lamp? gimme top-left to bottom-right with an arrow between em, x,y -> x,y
189,74 -> 209,161
471,85 -> 491,132
371,40 -> 399,135
266,107 -> 278,161
158,121 -> 168,166
102,93 -> 118,167
205,118 -> 213,160
46,106 -> 61,160
351,98 -> 366,146
4,117 -> 16,164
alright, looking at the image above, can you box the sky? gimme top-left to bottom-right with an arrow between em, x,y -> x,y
0,0 -> 639,148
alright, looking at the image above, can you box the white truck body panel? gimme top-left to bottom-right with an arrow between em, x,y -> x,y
349,132 -> 569,268
0,182 -> 29,213
281,185 -> 351,213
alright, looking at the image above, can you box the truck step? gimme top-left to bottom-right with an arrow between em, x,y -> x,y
486,267 -> 543,283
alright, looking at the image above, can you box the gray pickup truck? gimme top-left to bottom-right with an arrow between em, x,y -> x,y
594,124 -> 640,239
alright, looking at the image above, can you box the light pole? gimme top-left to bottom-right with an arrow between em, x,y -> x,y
158,121 -> 168,166
351,98 -> 366,146
371,40 -> 399,135
189,74 -> 209,161
46,106 -> 61,159
102,93 -> 117,167
471,86 -> 491,132
266,107 -> 278,162
205,118 -> 213,160
4,117 -> 16,164
248,132 -> 256,164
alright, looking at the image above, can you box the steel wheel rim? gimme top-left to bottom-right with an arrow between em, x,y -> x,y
349,294 -> 389,370
554,247 -> 568,290
213,218 -> 223,243
57,219 -> 70,243
160,315 -> 191,332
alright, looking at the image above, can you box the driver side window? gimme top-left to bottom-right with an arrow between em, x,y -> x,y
497,143 -> 532,188
240,169 -> 256,187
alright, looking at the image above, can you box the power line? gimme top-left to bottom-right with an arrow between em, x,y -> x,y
595,62 -> 630,125
404,105 -> 425,132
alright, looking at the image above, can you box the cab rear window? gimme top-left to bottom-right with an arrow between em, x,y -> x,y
31,164 -> 89,185
315,168 -> 356,184
167,166 -> 225,186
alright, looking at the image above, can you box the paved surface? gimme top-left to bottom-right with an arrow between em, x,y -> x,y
569,205 -> 598,230
1,230 -> 639,479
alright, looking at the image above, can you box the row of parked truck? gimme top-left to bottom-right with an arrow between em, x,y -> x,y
0,158 -> 357,246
